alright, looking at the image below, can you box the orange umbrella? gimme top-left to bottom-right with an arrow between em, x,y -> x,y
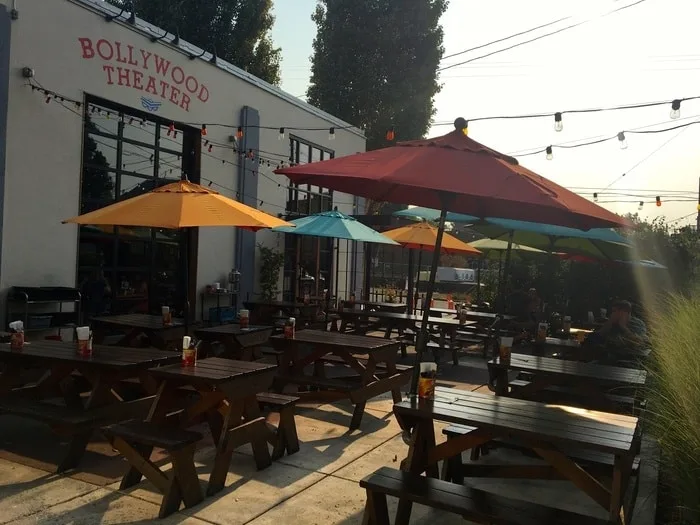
63,180 -> 291,230
383,222 -> 481,314
383,222 -> 481,255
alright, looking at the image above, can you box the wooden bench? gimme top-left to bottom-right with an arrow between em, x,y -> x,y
256,392 -> 300,459
360,467 -> 608,525
0,395 -> 156,472
442,424 -> 641,483
509,379 -> 646,415
103,419 -> 203,518
318,354 -> 412,374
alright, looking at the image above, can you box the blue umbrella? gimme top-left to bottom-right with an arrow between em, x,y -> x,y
618,259 -> 667,269
273,210 -> 398,245
394,206 -> 478,223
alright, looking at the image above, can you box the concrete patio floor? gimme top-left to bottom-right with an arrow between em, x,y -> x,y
0,354 -> 637,524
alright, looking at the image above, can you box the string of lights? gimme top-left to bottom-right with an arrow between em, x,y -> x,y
48,95 -> 360,213
32,80 -> 700,149
515,119 -> 700,161
34,82 -> 696,215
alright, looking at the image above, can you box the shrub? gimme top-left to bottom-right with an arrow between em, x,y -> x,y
646,293 -> 700,523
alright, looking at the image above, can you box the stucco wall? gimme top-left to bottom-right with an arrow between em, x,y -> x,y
1,0 -> 365,314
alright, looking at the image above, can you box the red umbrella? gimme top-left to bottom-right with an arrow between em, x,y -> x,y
276,119 -> 628,394
276,119 -> 627,231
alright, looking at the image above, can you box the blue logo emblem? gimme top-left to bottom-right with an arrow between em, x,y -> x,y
141,97 -> 162,112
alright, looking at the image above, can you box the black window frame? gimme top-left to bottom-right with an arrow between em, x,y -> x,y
283,136 -> 335,301
77,95 -> 200,317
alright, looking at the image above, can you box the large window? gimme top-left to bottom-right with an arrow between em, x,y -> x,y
78,97 -> 199,317
283,137 -> 334,301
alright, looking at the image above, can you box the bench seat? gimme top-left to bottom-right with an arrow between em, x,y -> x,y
103,419 -> 203,518
256,392 -> 300,459
360,467 -> 608,525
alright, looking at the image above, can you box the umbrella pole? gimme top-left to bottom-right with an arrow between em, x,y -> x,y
406,249 -> 414,315
414,250 -> 423,314
363,242 -> 371,300
499,230 -> 515,314
476,258 -> 482,303
410,208 -> 448,397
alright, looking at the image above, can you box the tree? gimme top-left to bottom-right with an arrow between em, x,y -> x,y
107,0 -> 281,84
307,0 -> 446,153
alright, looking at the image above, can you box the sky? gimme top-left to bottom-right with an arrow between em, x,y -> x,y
271,0 -> 700,228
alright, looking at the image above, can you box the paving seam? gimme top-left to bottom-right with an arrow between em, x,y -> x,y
238,430 -> 401,525
0,486 -> 104,525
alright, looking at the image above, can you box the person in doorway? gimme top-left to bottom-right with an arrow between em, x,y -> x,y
81,268 -> 112,318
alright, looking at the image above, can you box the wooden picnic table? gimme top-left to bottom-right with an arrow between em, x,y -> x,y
0,340 -> 178,472
337,310 -> 474,346
343,300 -> 407,313
91,314 -> 186,350
112,357 -> 278,500
194,324 -> 273,360
488,353 -> 647,411
393,386 -> 640,523
270,330 -> 412,429
428,307 -> 514,324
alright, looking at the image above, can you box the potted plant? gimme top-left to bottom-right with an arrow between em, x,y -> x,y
258,244 -> 285,301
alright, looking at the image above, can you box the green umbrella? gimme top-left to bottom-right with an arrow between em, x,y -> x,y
469,238 -> 546,260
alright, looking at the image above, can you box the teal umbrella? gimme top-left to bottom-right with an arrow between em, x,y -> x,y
273,210 -> 398,312
394,208 -> 632,261
394,206 -> 477,223
273,210 -> 398,245
468,217 -> 632,261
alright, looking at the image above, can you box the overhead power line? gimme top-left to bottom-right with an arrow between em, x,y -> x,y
438,0 -> 649,72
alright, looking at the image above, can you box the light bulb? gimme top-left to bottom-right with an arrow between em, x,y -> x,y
670,99 -> 681,119
617,131 -> 627,150
545,146 -> 553,160
638,201 -> 643,211
279,127 -> 285,140
554,112 -> 563,132
593,192 -> 598,202
329,127 -> 336,140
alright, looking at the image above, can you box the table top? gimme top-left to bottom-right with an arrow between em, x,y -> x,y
429,308 -> 515,321
489,353 -> 647,386
0,339 -> 179,369
394,386 -> 639,454
91,314 -> 185,330
347,300 -> 407,309
270,330 -> 399,351
149,357 -> 276,385
244,300 -> 316,309
542,337 -> 582,348
195,324 -> 273,336
339,310 -> 474,327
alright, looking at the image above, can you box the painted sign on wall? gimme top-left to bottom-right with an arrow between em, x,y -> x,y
78,38 -> 209,112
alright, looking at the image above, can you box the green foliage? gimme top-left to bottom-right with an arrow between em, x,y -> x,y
646,293 -> 700,524
307,0 -> 447,152
257,244 -> 285,301
107,0 -> 281,84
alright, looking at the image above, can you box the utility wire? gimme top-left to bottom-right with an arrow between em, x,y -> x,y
599,127 -> 690,191
439,0 -> 649,72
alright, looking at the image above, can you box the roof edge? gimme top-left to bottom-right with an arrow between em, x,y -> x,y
67,0 -> 366,139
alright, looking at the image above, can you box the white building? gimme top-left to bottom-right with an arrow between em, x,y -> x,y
0,0 -> 365,323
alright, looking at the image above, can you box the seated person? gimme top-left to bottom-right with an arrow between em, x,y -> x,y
585,300 -> 648,360
507,288 -> 541,338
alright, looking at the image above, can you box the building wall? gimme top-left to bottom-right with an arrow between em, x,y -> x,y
1,0 -> 365,315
